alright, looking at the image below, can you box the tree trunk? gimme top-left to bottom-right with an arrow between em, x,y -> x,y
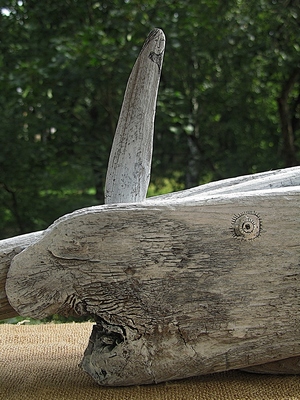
185,135 -> 201,188
277,67 -> 300,167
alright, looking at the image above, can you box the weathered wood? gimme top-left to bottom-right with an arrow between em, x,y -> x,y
5,170 -> 300,385
1,166 -> 299,320
0,25 -> 299,384
0,28 -> 166,321
1,167 -> 299,321
0,231 -> 43,319
1,164 -> 299,320
149,165 -> 300,200
0,167 -> 300,319
105,28 -> 165,204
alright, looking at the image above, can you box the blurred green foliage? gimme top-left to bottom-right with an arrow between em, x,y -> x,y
0,0 -> 299,239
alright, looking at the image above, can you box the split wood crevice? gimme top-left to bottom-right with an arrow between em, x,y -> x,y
1,29 -> 300,386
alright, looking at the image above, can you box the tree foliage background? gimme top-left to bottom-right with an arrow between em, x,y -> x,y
0,0 -> 299,239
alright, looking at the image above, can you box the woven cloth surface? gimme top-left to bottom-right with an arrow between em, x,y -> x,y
0,322 -> 299,400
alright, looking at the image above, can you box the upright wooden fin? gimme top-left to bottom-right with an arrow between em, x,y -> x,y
105,28 -> 165,204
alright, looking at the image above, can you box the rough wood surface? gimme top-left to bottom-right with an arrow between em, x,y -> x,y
149,165 -> 300,200
2,167 -> 299,321
5,167 -> 300,385
1,165 -> 299,320
0,28 -> 166,321
0,231 -> 43,319
105,28 -> 165,204
1,23 -> 299,383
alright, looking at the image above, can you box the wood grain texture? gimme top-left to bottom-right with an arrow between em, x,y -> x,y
6,167 -> 300,385
149,165 -> 300,201
105,28 -> 165,204
2,165 -> 299,320
0,231 -> 43,319
0,28 -> 166,321
2,25 -> 299,384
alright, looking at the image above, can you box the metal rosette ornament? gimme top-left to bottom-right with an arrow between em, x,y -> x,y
231,211 -> 261,240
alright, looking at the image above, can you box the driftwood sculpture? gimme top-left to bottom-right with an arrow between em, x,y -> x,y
0,29 -> 300,386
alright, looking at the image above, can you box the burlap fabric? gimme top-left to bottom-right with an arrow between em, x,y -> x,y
0,322 -> 299,400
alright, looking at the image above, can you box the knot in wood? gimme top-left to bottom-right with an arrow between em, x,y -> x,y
232,211 -> 261,240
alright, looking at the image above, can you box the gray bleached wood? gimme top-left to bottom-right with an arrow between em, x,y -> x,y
105,28 -> 165,204
6,172 -> 300,385
0,25 -> 300,385
0,231 -> 43,319
1,166 -> 299,321
1,167 -> 299,321
149,165 -> 300,201
0,28 -> 166,321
